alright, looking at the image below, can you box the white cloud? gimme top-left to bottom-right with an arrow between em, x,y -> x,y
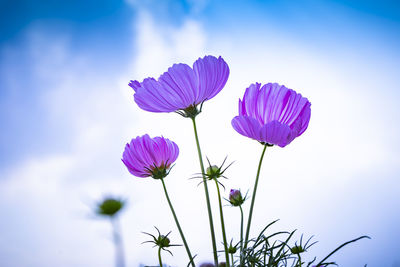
0,23 -> 139,266
0,9 -> 212,267
131,10 -> 206,79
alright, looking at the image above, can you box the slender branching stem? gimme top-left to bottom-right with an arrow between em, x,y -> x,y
160,178 -> 195,266
158,246 -> 163,267
231,253 -> 234,267
111,217 -> 125,267
214,178 -> 230,267
191,117 -> 218,266
244,144 -> 268,249
239,205 -> 244,265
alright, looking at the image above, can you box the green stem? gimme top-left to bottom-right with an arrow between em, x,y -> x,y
244,144 -> 268,250
160,178 -> 195,267
214,178 -> 230,267
111,217 -> 125,267
239,205 -> 244,265
231,253 -> 234,267
191,117 -> 218,266
297,253 -> 302,267
158,246 -> 163,267
263,241 -> 267,266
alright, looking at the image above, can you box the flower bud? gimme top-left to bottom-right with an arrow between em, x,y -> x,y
96,197 -> 124,217
157,235 -> 171,248
229,189 -> 244,206
206,165 -> 220,179
227,244 -> 237,254
290,245 -> 305,254
142,227 -> 181,252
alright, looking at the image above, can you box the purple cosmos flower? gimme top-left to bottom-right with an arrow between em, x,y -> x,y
122,134 -> 179,179
129,55 -> 229,118
231,83 -> 311,147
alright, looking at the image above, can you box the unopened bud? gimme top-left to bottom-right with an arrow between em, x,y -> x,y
228,245 -> 237,254
291,245 -> 305,254
206,165 -> 220,179
229,189 -> 244,206
96,197 -> 124,217
157,235 -> 171,248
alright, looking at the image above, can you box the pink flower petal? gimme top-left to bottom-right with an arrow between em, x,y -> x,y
122,135 -> 179,178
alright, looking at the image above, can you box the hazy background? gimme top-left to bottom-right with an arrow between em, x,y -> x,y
1,0 -> 399,266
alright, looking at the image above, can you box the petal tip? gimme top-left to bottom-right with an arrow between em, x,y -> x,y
129,80 -> 141,92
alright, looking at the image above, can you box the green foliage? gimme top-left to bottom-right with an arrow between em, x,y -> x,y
235,220 -> 369,267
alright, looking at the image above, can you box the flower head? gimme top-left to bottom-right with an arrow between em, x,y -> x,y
96,197 -> 125,217
231,83 -> 311,147
228,189 -> 245,206
122,134 -> 179,179
129,55 -> 230,118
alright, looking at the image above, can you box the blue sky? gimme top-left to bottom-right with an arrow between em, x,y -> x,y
1,0 -> 400,266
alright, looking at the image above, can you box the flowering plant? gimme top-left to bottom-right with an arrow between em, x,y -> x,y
109,55 -> 369,266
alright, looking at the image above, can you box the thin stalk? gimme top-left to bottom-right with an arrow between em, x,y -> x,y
263,244 -> 266,266
231,253 -> 234,267
111,217 -> 125,267
239,205 -> 244,264
191,117 -> 218,266
244,144 -> 268,249
297,253 -> 302,267
160,178 -> 195,266
158,246 -> 163,267
214,178 -> 230,267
